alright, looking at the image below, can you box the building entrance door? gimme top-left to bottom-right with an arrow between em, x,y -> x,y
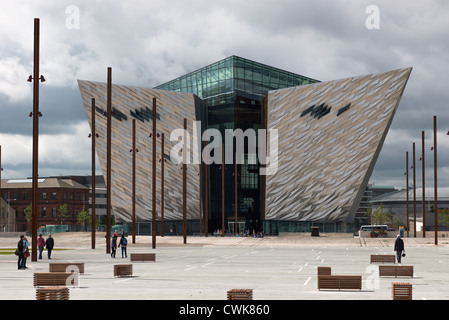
228,221 -> 245,235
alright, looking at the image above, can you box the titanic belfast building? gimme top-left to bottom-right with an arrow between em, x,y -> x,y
78,56 -> 412,235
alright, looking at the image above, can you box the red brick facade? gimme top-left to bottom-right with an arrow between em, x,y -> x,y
1,178 -> 90,232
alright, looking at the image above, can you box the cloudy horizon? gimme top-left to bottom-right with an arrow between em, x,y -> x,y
1,0 -> 449,190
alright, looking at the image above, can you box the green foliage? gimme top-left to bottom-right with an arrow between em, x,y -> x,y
370,203 -> 391,225
58,204 -> 70,224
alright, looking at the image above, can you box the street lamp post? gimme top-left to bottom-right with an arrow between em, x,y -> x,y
88,98 -> 98,249
413,142 -> 416,237
30,18 -> 45,262
160,133 -> 165,237
433,116 -> 438,245
204,140 -> 209,237
406,151 -> 409,237
131,119 -> 137,244
183,118 -> 187,244
106,67 -> 112,254
152,98 -> 157,249
421,131 -> 426,237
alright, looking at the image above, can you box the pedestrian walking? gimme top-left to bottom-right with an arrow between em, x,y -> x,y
111,235 -> 117,258
21,237 -> 30,269
118,234 -> 128,258
16,235 -> 24,270
37,234 -> 45,259
45,234 -> 54,259
394,234 -> 405,263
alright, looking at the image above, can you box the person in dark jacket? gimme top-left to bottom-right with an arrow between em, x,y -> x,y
111,235 -> 117,258
17,235 -> 24,270
45,234 -> 54,259
394,234 -> 405,263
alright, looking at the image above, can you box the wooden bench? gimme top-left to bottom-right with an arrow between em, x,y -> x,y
379,265 -> 413,278
227,289 -> 253,300
33,272 -> 79,288
317,275 -> 362,291
49,262 -> 84,274
317,266 -> 331,275
114,264 -> 133,277
370,255 -> 395,264
392,282 -> 412,300
36,286 -> 70,300
130,253 -> 156,262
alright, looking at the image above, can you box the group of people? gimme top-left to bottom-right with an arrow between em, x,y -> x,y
111,230 -> 128,258
16,234 -> 54,270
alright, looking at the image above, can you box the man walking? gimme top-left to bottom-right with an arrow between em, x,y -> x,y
45,234 -> 54,259
394,234 -> 405,263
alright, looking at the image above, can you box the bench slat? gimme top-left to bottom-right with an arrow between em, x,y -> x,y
33,272 -> 79,287
318,275 -> 362,290
370,255 -> 395,263
49,263 -> 84,274
130,253 -> 156,262
392,282 -> 412,300
379,265 -> 413,278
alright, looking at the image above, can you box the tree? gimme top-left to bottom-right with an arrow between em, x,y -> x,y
438,208 -> 449,236
77,208 -> 90,231
58,204 -> 70,225
370,203 -> 390,226
24,203 -> 33,228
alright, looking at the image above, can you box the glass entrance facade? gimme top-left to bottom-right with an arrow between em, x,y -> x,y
155,56 -> 319,233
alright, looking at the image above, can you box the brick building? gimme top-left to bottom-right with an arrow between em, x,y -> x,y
0,197 -> 15,232
0,178 -> 90,232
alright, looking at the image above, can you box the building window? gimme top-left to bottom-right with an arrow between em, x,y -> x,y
52,192 -> 57,200
42,207 -> 46,218
42,192 -> 47,200
22,193 -> 27,200
52,207 -> 57,218
63,192 -> 67,200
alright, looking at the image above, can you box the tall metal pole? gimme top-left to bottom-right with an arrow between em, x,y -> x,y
205,140 -> 209,237
199,160 -> 202,237
161,132 -> 165,237
91,98 -> 96,249
234,151 -> 238,235
152,98 -> 157,249
106,67 -> 112,254
0,145 -> 2,198
422,131 -> 426,238
406,151 -> 409,237
413,142 -> 416,237
222,143 -> 225,237
132,119 -> 136,244
433,115 -> 438,245
31,18 -> 40,262
183,118 -> 187,244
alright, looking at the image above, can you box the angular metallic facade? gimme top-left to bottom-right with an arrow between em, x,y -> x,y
263,68 -> 412,223
78,80 -> 201,222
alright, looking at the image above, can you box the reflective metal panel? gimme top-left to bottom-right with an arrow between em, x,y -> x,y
265,68 -> 412,222
78,80 -> 200,222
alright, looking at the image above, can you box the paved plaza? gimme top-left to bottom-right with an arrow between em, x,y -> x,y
1,232 -> 449,302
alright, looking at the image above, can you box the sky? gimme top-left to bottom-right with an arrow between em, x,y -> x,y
0,0 -> 448,189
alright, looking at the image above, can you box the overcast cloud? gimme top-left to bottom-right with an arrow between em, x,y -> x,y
0,0 -> 448,189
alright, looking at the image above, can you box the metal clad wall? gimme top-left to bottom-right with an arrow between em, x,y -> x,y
265,68 -> 412,223
78,80 -> 200,222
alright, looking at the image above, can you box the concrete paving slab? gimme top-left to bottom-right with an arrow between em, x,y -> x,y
1,232 -> 449,303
